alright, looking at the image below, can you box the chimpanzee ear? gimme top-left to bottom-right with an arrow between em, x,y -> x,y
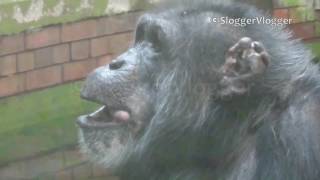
217,37 -> 270,98
135,15 -> 176,50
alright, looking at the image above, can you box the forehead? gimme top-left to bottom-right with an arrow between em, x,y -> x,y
138,7 -> 243,33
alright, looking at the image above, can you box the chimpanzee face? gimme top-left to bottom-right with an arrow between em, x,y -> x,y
77,14 -> 168,166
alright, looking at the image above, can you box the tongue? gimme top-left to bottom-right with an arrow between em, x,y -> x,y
113,111 -> 130,123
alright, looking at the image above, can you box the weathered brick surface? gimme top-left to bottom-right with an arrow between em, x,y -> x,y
71,40 -> 90,60
0,34 -> 24,56
97,55 -> 113,67
0,12 -> 140,97
273,8 -> 289,19
34,45 -> 71,68
34,47 -> 54,68
97,12 -> 142,36
26,66 -> 62,90
62,20 -> 97,42
290,23 -> 315,39
63,60 -> 96,81
0,55 -> 17,76
108,33 -> 133,55
0,74 -> 25,97
91,36 -> 110,57
53,44 -> 70,64
17,52 -> 34,72
26,26 -> 60,49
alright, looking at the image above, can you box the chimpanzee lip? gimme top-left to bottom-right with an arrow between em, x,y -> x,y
76,106 -> 131,129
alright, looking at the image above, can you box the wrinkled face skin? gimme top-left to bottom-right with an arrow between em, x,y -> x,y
77,15 -> 160,167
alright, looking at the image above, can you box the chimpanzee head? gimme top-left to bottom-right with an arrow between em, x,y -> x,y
76,1 -> 312,176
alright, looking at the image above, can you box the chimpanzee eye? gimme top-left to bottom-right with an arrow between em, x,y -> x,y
147,25 -> 166,52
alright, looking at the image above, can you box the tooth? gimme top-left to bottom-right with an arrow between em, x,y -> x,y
88,106 -> 105,118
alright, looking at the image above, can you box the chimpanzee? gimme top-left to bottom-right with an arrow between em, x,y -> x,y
76,1 -> 320,179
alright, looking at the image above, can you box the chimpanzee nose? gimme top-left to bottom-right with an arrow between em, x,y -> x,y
109,59 -> 125,70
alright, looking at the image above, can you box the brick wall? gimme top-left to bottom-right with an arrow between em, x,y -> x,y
1,2 -> 319,99
0,11 -> 142,180
272,0 -> 320,41
0,11 -> 142,98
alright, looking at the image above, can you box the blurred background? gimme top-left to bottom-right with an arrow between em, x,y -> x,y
0,0 -> 319,179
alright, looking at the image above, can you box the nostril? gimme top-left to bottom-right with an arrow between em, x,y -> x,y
109,60 -> 125,70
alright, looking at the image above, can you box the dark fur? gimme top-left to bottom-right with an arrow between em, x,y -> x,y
80,1 -> 320,180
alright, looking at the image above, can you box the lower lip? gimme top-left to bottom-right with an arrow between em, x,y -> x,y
76,115 -> 125,129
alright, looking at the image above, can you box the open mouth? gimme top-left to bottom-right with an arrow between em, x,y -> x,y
77,106 -> 131,129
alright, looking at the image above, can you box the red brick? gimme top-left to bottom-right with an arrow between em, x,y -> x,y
26,66 -> 62,90
62,20 -> 97,42
17,52 -> 34,72
26,26 -> 60,49
0,34 -> 24,56
0,55 -> 17,76
96,55 -> 113,67
63,60 -> 96,81
273,9 -> 289,19
71,40 -> 90,60
53,44 -> 70,64
34,47 -> 54,68
97,12 -> 142,36
108,33 -> 134,55
91,36 -> 110,57
34,44 -> 70,66
0,74 -> 25,97
290,23 -> 315,39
